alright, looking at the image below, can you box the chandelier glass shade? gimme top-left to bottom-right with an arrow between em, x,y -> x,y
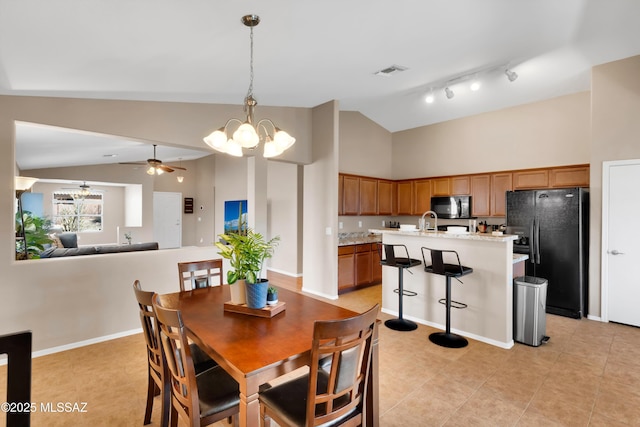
204,15 -> 295,158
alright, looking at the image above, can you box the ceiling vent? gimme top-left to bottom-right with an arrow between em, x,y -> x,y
374,64 -> 408,77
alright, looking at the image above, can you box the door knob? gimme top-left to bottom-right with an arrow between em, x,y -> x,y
608,249 -> 625,255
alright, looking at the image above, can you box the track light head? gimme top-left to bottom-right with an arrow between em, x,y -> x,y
444,87 -> 454,99
505,69 -> 518,82
425,91 -> 435,104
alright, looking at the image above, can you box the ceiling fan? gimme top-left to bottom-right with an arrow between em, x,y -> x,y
120,144 -> 187,175
62,181 -> 105,197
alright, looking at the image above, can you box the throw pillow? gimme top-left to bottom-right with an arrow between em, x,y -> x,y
57,232 -> 78,249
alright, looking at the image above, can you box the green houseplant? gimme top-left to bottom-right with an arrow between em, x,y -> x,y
215,229 -> 280,308
15,211 -> 53,260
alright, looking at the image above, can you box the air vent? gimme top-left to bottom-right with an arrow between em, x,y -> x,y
374,64 -> 408,77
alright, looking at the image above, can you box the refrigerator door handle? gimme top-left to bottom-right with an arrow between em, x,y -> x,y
529,219 -> 535,263
533,218 -> 540,264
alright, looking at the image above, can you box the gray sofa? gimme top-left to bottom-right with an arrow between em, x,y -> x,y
39,233 -> 159,258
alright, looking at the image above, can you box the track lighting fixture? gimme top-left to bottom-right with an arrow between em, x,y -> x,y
444,87 -> 455,99
505,69 -> 518,82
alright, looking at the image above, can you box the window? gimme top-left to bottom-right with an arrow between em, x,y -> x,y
52,192 -> 103,232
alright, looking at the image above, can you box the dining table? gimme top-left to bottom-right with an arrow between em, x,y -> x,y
156,285 -> 379,427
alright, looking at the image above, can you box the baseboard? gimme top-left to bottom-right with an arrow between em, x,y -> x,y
267,269 -> 303,291
0,328 -> 142,366
587,314 -> 603,322
301,287 -> 339,301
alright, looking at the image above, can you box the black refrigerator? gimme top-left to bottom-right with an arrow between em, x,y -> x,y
506,188 -> 589,319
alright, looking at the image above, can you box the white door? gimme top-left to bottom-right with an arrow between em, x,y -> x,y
153,192 -> 182,249
603,160 -> 640,327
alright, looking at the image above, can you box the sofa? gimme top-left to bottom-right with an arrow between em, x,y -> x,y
39,232 -> 159,258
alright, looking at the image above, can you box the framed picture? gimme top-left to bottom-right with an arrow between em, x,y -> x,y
224,200 -> 248,235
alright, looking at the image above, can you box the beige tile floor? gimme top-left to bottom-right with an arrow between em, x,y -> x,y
2,284 -> 640,426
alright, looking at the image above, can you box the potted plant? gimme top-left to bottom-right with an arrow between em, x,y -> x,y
15,211 -> 53,260
267,286 -> 279,306
215,229 -> 280,308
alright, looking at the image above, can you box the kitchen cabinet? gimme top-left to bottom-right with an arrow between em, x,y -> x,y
471,175 -> 491,217
549,165 -> 589,188
414,179 -> 432,214
342,175 -> 359,215
338,174 -> 344,215
359,178 -> 378,215
377,180 -> 394,215
396,181 -> 413,215
338,245 -> 355,291
432,177 -> 451,196
491,173 -> 513,217
338,243 -> 382,293
451,176 -> 471,195
355,244 -> 372,286
513,169 -> 549,190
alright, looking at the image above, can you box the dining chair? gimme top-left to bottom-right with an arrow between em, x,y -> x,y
258,304 -> 379,427
133,281 -> 218,426
152,294 -> 240,427
178,259 -> 224,291
133,280 -> 170,427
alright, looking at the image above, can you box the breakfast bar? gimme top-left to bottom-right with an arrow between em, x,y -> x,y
371,228 -> 520,349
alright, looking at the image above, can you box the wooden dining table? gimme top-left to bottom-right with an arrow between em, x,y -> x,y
156,285 -> 379,427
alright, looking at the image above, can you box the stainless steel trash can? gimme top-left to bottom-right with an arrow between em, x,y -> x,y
514,276 -> 549,346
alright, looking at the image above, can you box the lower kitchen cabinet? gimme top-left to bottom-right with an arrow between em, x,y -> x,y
338,243 -> 382,294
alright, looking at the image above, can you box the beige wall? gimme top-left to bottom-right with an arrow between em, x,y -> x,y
392,92 -> 591,179
339,111 -> 393,178
590,55 -> 640,317
303,101 -> 340,299
1,95 -> 311,352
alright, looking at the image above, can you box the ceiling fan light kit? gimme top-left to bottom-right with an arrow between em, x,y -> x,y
203,14 -> 295,158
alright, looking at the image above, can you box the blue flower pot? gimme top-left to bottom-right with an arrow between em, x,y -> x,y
246,279 -> 268,309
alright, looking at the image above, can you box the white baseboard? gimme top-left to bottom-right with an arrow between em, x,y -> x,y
301,287 -> 338,300
381,308 -> 514,350
267,267 -> 302,277
587,314 -> 603,322
0,328 -> 142,366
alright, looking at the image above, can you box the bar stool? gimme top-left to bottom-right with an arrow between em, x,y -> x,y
379,244 -> 422,331
421,247 -> 473,348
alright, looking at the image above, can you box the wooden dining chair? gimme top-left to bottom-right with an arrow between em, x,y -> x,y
152,294 -> 240,427
258,304 -> 379,427
133,280 -> 170,427
178,259 -> 224,291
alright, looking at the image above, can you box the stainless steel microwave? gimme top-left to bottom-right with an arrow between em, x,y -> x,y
430,196 -> 472,219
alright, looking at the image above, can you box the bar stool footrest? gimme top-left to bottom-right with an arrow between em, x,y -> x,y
394,288 -> 418,297
437,298 -> 467,309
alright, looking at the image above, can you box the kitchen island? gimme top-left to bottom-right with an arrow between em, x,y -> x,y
371,228 -> 520,349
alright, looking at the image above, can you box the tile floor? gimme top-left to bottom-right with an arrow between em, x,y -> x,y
1,284 -> 640,426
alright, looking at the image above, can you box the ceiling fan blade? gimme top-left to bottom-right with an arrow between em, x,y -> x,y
164,164 -> 187,171
158,164 -> 174,173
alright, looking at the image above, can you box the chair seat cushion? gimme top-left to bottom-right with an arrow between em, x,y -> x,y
381,257 -> 422,268
196,366 -> 240,418
425,263 -> 473,277
190,343 -> 217,374
259,372 -> 358,427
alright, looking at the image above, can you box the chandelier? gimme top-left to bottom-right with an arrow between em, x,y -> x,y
203,15 -> 295,158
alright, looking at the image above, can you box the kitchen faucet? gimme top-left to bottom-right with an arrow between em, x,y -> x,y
421,210 -> 438,231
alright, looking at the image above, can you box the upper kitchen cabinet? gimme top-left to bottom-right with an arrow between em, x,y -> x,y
491,173 -> 513,217
470,175 -> 491,217
513,169 -> 549,190
377,180 -> 394,215
359,177 -> 378,215
432,177 -> 451,196
549,165 -> 589,188
414,179 -> 432,214
451,176 -> 471,195
341,174 -> 360,215
396,180 -> 414,215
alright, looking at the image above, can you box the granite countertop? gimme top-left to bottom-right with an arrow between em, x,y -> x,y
338,232 -> 382,246
368,228 -> 518,243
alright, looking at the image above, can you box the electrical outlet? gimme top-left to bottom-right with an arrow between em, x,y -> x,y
339,222 -> 343,229
325,227 -> 332,236
358,221 -> 362,228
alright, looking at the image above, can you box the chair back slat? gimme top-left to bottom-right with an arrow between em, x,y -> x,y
178,259 -> 223,291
